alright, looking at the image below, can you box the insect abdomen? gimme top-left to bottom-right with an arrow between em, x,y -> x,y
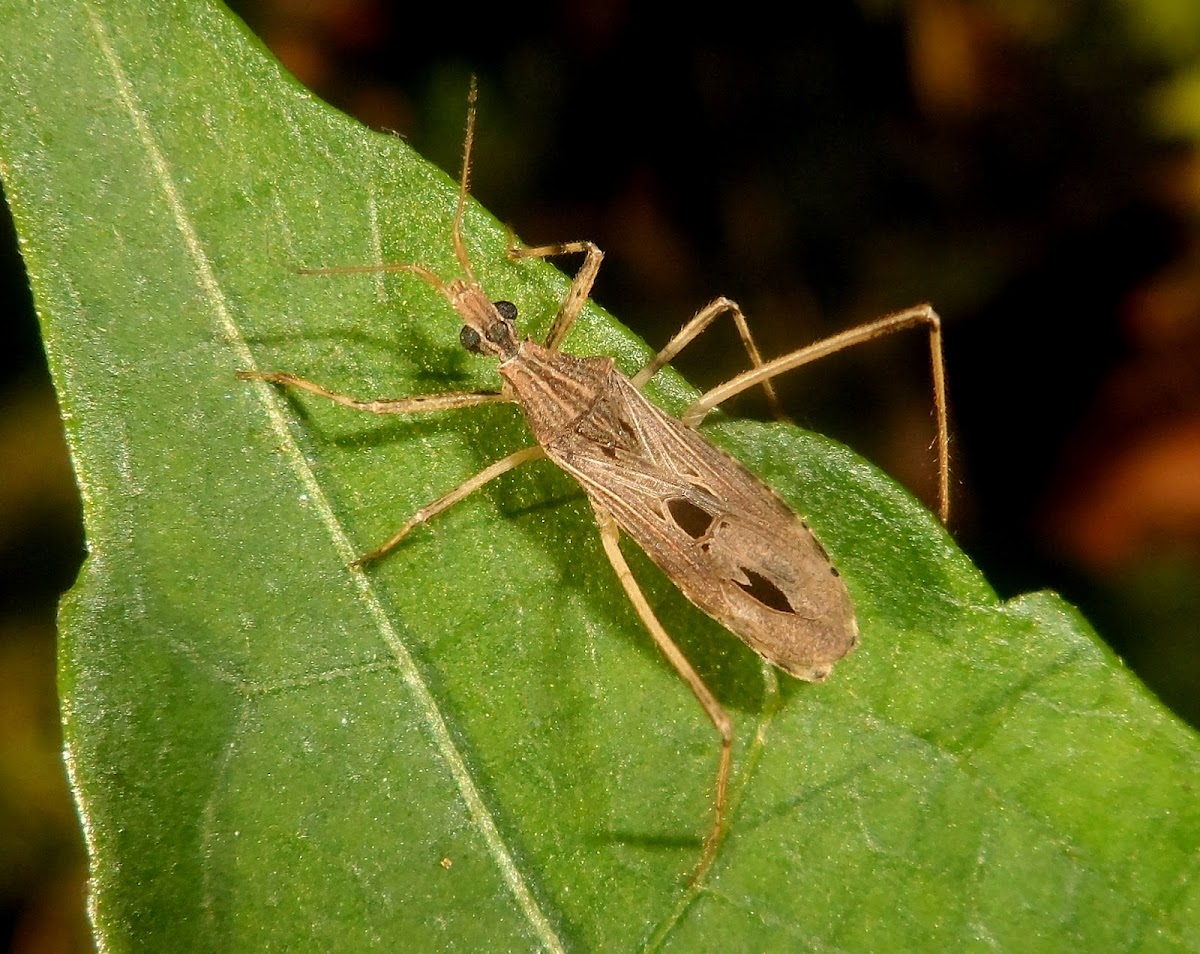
544,369 -> 859,681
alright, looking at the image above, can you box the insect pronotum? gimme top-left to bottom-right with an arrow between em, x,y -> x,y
240,81 -> 950,878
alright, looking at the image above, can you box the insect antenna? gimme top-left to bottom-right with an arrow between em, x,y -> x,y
450,75 -> 480,285
298,77 -> 484,304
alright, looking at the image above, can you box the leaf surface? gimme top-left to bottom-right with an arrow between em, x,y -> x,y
1,2 -> 1197,950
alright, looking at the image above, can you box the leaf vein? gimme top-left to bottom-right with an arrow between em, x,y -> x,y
83,7 -> 564,948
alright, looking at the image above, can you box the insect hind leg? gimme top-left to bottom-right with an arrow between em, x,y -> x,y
682,303 -> 951,523
591,500 -> 733,881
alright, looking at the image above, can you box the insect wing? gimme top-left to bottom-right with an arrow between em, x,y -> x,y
548,372 -> 859,681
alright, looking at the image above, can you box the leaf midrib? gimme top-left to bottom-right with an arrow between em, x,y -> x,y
82,7 -> 566,949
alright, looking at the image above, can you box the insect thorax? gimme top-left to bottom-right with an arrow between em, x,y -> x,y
501,343 -> 615,446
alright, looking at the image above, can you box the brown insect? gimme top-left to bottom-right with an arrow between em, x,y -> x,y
240,81 -> 949,878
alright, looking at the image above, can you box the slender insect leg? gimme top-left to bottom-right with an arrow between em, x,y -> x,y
682,303 -> 951,523
591,500 -> 733,879
354,445 -> 546,567
241,370 -> 539,564
629,297 -> 786,420
238,370 -> 512,416
507,236 -> 605,351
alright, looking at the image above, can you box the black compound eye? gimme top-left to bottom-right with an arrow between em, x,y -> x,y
493,300 -> 518,321
460,325 -> 483,353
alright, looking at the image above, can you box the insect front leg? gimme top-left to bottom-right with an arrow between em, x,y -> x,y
237,370 -> 512,416
507,236 -> 604,351
630,297 -> 786,420
591,500 -> 733,881
239,370 -> 542,564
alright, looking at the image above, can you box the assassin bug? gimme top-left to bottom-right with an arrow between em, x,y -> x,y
240,81 -> 949,877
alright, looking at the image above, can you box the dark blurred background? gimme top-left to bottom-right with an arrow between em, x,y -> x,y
4,1 -> 1199,949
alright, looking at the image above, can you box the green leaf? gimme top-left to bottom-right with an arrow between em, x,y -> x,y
2,2 -> 1198,951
